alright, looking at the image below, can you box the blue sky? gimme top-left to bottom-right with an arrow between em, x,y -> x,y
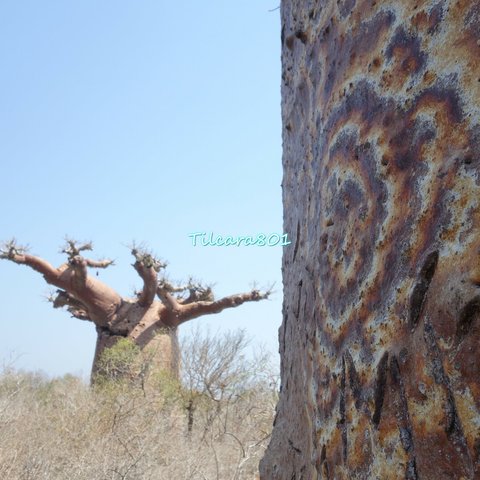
0,1 -> 283,378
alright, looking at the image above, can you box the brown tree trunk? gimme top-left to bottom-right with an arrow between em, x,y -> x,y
261,1 -> 480,479
90,325 -> 180,383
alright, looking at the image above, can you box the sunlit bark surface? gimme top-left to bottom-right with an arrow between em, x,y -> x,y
261,1 -> 480,478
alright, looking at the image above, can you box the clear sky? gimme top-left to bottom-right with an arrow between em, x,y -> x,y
0,1 -> 283,378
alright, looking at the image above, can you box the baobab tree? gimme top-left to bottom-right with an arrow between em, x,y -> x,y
261,0 -> 480,479
0,238 -> 270,383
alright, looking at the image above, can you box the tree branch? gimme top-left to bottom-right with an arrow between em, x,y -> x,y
134,262 -> 158,307
157,284 -> 182,312
131,247 -> 166,271
61,238 -> 93,256
160,278 -> 214,304
131,248 -> 161,307
179,281 -> 214,304
159,280 -> 191,293
49,289 -> 91,321
68,255 -> 88,286
68,308 -> 90,320
178,289 -> 271,324
61,239 -> 113,268
0,239 -> 63,286
1,239 -> 122,323
85,258 -> 114,268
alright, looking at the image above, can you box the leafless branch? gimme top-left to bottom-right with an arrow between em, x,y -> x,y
180,280 -> 214,304
0,238 -> 29,259
131,247 -> 164,307
61,238 -> 93,258
67,255 -> 88,284
160,277 -> 215,304
156,284 -> 182,312
0,239 -> 63,285
48,289 -> 91,321
178,288 -> 271,324
85,258 -> 115,269
133,263 -> 158,308
130,244 -> 166,272
158,279 -> 190,293
223,431 -> 246,457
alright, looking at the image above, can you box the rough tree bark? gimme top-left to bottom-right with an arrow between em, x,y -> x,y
0,239 -> 269,383
261,1 -> 480,479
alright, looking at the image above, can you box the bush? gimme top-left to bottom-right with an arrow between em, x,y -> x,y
0,330 -> 278,479
94,337 -> 141,383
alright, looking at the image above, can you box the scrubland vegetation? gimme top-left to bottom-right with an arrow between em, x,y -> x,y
0,329 -> 278,480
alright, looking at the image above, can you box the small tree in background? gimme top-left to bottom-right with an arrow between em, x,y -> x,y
181,328 -> 252,433
0,238 -> 271,384
180,327 -> 279,477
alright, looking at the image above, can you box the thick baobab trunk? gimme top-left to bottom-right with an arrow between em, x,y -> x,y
261,1 -> 480,479
0,239 -> 269,385
91,324 -> 181,382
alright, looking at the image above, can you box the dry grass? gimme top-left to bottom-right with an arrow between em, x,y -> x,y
0,342 -> 277,480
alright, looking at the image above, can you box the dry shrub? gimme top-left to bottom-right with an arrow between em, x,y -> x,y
0,330 -> 278,480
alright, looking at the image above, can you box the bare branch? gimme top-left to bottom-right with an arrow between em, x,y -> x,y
131,248 -> 159,307
0,238 -> 29,259
159,279 -> 190,293
68,255 -> 88,284
85,258 -> 115,269
0,239 -> 63,285
68,308 -> 91,320
134,262 -> 158,308
180,283 -> 214,304
130,244 -> 166,272
178,289 -> 271,324
61,238 -> 93,259
48,289 -> 91,321
156,283 -> 182,312
62,238 -> 114,269
160,277 -> 215,304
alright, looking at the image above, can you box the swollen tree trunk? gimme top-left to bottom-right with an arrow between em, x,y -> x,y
0,239 -> 270,385
90,323 -> 181,381
261,1 -> 480,479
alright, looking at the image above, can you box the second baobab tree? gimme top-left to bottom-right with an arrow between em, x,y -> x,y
0,238 -> 270,384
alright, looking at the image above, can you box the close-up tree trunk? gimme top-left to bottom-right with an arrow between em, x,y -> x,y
0,239 -> 270,384
261,0 -> 480,479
